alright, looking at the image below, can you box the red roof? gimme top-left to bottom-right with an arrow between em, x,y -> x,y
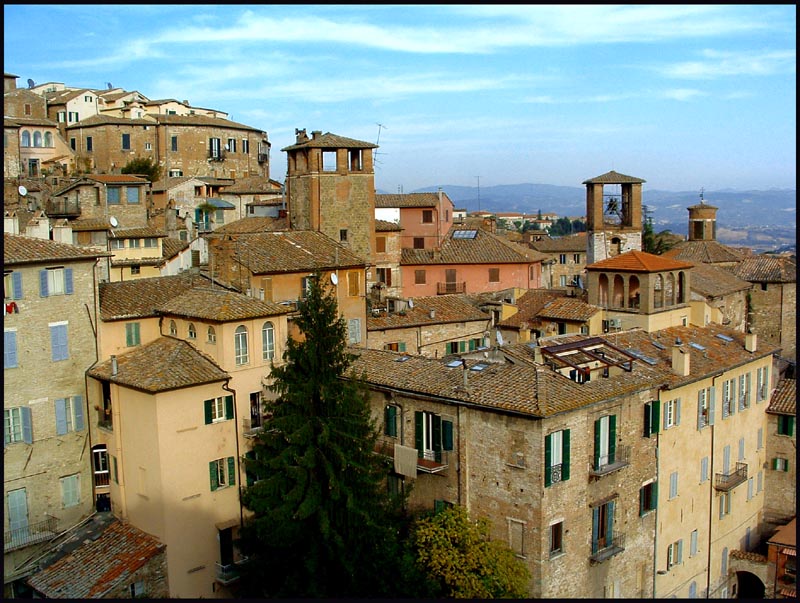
586,250 -> 694,272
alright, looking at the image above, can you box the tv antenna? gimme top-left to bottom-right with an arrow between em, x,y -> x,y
699,187 -> 704,204
374,123 -> 387,166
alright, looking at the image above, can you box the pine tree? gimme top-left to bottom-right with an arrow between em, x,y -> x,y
237,274 -> 411,597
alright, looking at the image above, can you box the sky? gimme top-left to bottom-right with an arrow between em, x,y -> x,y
3,4 -> 796,193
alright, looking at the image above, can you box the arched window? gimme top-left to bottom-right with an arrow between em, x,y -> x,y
677,272 -> 686,304
33,131 -> 43,147
598,273 -> 609,307
169,320 -> 177,336
207,326 -> 216,343
187,323 -> 196,339
43,132 -> 53,147
628,275 -> 640,309
21,131 -> 31,147
262,322 -> 275,360
654,274 -> 664,309
612,274 -> 624,308
666,273 -> 676,306
235,326 -> 249,365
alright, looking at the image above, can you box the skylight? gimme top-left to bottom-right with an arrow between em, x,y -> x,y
394,355 -> 411,362
627,349 -> 659,366
716,334 -> 734,343
446,359 -> 463,368
452,230 -> 478,239
470,363 -> 488,371
689,342 -> 706,351
651,340 -> 666,350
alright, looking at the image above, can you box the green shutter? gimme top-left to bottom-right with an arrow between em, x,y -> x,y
652,482 -> 658,510
442,420 -> 453,451
415,412 -> 423,458
228,456 -> 236,486
432,415 -> 442,462
225,395 -> 234,420
562,429 -> 570,481
434,499 -> 444,514
210,461 -> 218,491
544,434 -> 552,487
593,419 -> 601,469
204,399 -> 213,425
608,415 -> 616,465
459,340 -> 466,353
398,342 -> 406,353
643,403 -> 651,438
789,417 -> 795,438
469,339 -> 476,351
639,487 -> 646,516
652,400 -> 661,433
385,405 -> 397,437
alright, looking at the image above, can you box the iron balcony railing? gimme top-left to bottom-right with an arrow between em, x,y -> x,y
589,445 -> 631,477
45,199 -> 81,217
215,558 -> 248,585
590,532 -> 626,563
437,282 -> 466,295
715,462 -> 748,491
242,417 -> 264,439
4,514 -> 58,552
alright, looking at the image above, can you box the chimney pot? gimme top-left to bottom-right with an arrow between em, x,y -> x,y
745,332 -> 758,353
671,345 -> 690,377
111,355 -> 118,376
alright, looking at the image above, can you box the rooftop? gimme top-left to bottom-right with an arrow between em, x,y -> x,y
401,227 -> 545,265
587,249 -> 694,272
4,232 -> 108,265
368,295 -> 490,330
767,378 -> 796,415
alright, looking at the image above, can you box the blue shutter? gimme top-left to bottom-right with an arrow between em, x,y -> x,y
21,406 -> 33,444
562,429 -> 570,481
663,401 -> 670,430
723,445 -> 730,473
4,331 -> 18,368
675,398 -> 681,425
697,391 -> 704,430
55,399 -> 68,435
12,272 -> 23,299
677,539 -> 683,563
746,373 -> 751,406
708,387 -> 715,426
730,379 -> 736,415
73,395 -> 84,431
50,324 -> 68,361
64,268 -> 73,294
39,269 -> 49,297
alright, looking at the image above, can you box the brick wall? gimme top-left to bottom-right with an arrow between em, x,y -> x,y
749,283 -> 796,361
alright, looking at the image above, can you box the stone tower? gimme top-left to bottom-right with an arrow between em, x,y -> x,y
282,129 -> 378,261
583,170 -> 645,265
687,197 -> 718,241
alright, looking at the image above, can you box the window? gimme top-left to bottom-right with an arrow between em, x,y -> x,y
207,326 -> 216,343
559,275 -> 568,287
591,500 -> 615,554
756,366 -> 769,402
107,186 -> 121,204
129,238 -> 140,248
777,415 -> 795,436
121,133 -> 130,150
110,239 -> 124,250
545,429 -> 570,486
50,322 -> 69,361
235,326 -> 249,365
130,266 -> 140,276
145,142 -> 152,151
322,150 -> 337,171
301,275 -> 315,299
422,209 -> 433,223
593,414 -> 616,470
262,322 -> 275,360
376,267 -> 392,287
86,136 -> 93,152
68,111 -> 79,122
690,529 -> 699,557
384,341 -> 406,352
125,322 -> 141,347
55,396 -> 84,435
4,407 -> 32,445
721,378 -> 735,418
664,398 -> 681,429
348,318 -> 361,344
40,267 -> 73,297
508,519 -> 525,557
57,111 -> 66,123
242,139 -> 249,154
488,268 -> 500,283
33,131 -> 42,147
738,373 -> 750,411
667,539 -> 683,569
376,236 -> 386,253
689,582 -> 697,599
69,137 -> 76,150
209,457 -> 236,491
384,404 -> 399,437
669,471 -> 679,499
5,270 -> 23,300
772,457 -> 789,472
643,400 -> 661,436
559,254 -> 567,264
227,138 -> 236,153
171,136 -> 178,152
639,481 -> 657,515
700,456 -> 709,483
5,329 -> 18,369
413,237 -> 424,249
112,456 -> 118,484
414,270 -> 426,285
719,491 -> 731,518
144,238 -> 158,248
169,320 -> 177,336
696,387 -> 714,429
130,581 -> 145,598
127,186 -> 140,204
347,271 -> 360,296
187,323 -> 196,339
60,474 -> 80,508
721,547 -> 729,576
204,395 -> 233,424
339,228 -> 348,242
414,411 -> 453,462
21,131 -> 31,147
209,137 -> 222,159
549,521 -> 564,557
573,253 -> 581,263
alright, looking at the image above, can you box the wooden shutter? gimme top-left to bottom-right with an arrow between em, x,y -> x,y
398,342 -> 406,353
746,373 -> 751,406
55,399 -> 68,435
593,419 -> 601,469
561,429 -> 570,481
210,461 -> 218,491
652,400 -> 661,433
708,387 -> 715,426
12,272 -> 22,299
675,399 -> 681,425
608,415 -> 616,465
227,456 -> 236,486
544,433 -> 552,487
414,412 -> 423,458
697,391 -> 704,430
442,420 -> 453,451
73,395 -> 84,431
225,395 -> 234,420
639,486 -> 646,516
591,506 -> 600,554
204,399 -> 213,425
39,269 -> 49,297
384,405 -> 397,437
64,268 -> 73,294
643,404 -> 651,438
21,406 -> 33,444
606,501 -> 614,542
432,415 -> 442,462
4,331 -> 17,368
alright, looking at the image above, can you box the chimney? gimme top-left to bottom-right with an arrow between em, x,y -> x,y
311,130 -> 322,139
4,211 -> 19,235
429,309 -> 436,319
462,359 -> 469,388
111,355 -> 118,376
745,331 -> 758,353
533,345 -> 543,365
671,343 -> 690,377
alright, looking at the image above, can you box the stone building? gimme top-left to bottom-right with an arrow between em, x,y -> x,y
369,219 -> 404,303
584,170 -> 645,265
687,261 -> 751,331
528,231 -> 588,290
766,518 -> 796,599
662,201 -> 745,268
764,378 -> 796,530
3,233 -> 108,596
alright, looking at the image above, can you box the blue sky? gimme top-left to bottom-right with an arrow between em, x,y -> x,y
4,4 -> 796,193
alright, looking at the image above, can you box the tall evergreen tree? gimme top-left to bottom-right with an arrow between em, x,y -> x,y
237,274 -> 412,597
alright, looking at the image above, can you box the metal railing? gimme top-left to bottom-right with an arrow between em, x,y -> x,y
715,462 -> 748,491
215,557 -> 248,585
4,515 -> 58,552
417,450 -> 449,473
45,199 -> 81,217
242,417 -> 264,438
590,445 -> 631,477
590,532 -> 626,563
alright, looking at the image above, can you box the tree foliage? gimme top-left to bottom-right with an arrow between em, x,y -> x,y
548,216 -> 587,237
237,274 -> 413,597
120,156 -> 161,182
643,205 -> 681,254
412,505 -> 531,598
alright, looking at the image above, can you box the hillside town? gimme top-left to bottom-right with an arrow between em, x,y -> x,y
3,72 -> 797,599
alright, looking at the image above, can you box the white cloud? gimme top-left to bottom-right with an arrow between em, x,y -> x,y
659,49 -> 796,79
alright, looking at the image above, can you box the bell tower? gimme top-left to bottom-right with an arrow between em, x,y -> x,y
584,170 -> 645,265
687,191 -> 719,241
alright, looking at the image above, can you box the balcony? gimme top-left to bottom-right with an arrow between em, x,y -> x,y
417,450 -> 449,474
94,471 -> 110,488
436,282 -> 466,295
589,445 -> 631,478
97,408 -> 112,431
209,150 -> 226,162
242,417 -> 264,439
715,462 -> 748,491
4,515 -> 58,553
589,533 -> 626,564
215,558 -> 247,585
45,199 -> 81,218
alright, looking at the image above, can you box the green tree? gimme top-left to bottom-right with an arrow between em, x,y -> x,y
237,275 -> 413,597
642,205 -> 680,254
412,505 -> 531,598
120,156 -> 161,182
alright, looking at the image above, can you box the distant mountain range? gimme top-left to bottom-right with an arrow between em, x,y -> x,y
384,183 -> 796,252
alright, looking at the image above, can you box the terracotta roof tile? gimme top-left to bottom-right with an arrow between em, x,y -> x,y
582,170 -> 646,184
99,273 -> 218,320
161,237 -> 190,260
213,216 -> 288,234
688,262 -> 752,297
729,550 -> 767,563
153,113 -> 264,132
65,114 -> 155,129
88,337 -> 229,392
767,379 -> 796,415
529,232 -> 588,253
281,131 -> 376,151
220,176 -> 282,194
4,232 -> 108,264
85,174 -> 149,184
376,219 -> 403,232
587,249 -> 694,272
401,228 -> 545,265
769,518 -> 796,548
536,297 -> 601,322
731,255 -> 796,283
109,226 -> 166,239
27,520 -> 165,599
662,240 -> 744,264
498,289 -> 566,328
367,295 -> 490,330
157,287 -> 290,321
70,217 -> 113,231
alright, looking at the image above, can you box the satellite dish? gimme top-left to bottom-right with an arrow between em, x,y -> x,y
18,186 -> 27,197
496,330 -> 504,346
107,82 -> 113,90
27,78 -> 35,89
407,299 -> 414,309
109,216 -> 119,227
224,144 -> 230,151
330,273 -> 338,285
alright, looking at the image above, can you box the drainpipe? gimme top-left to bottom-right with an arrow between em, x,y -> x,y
222,378 -> 244,529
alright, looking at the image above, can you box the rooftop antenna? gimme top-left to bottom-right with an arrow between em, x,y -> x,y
699,187 -> 705,204
374,122 -> 387,166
